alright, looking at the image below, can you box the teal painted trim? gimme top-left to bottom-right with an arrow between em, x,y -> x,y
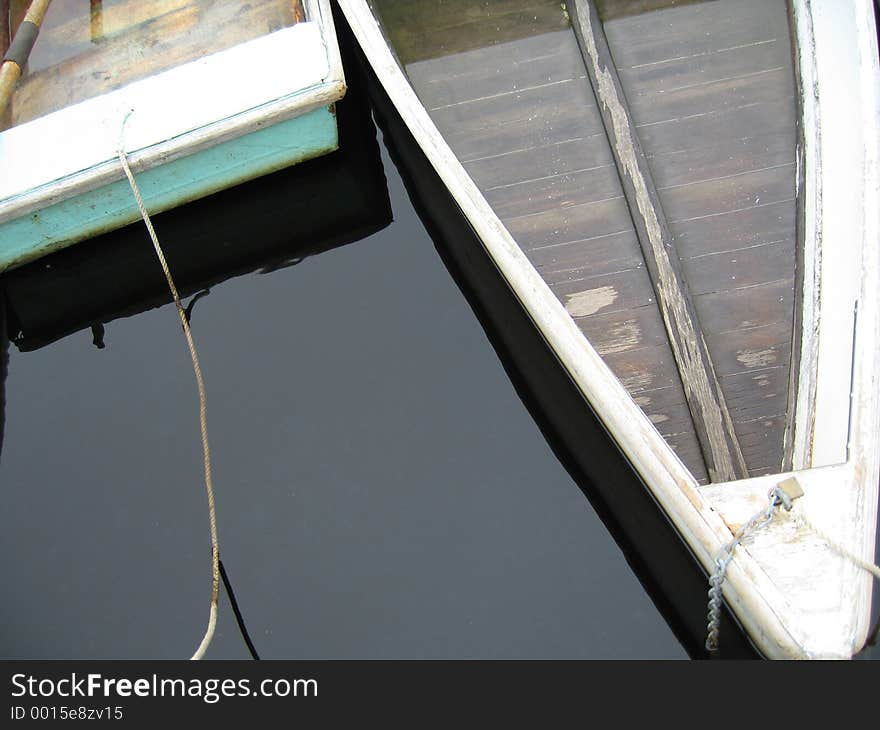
0,105 -> 338,272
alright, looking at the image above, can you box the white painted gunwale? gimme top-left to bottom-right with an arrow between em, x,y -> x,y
0,0 -> 346,225
337,0 -> 880,658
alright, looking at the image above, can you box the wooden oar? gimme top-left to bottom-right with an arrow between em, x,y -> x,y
1,2 -> 11,59
0,0 -> 51,119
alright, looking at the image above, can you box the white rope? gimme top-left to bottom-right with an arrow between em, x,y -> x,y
118,112 -> 220,661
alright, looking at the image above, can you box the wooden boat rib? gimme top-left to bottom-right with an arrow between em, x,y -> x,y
338,0 -> 880,658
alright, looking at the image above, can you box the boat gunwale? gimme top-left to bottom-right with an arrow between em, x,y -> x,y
339,0 -> 880,658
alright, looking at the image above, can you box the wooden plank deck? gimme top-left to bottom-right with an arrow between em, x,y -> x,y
374,0 -> 798,482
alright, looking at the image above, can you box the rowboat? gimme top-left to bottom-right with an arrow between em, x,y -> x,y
337,0 -> 880,658
0,0 -> 346,273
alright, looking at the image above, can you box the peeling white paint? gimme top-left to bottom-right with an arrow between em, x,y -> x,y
597,318 -> 642,354
737,347 -> 779,368
564,285 -> 618,317
621,371 -> 654,390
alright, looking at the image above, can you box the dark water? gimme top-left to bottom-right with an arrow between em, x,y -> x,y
0,131 -> 692,659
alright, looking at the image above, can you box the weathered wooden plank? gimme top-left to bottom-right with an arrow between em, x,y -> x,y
636,97 -> 796,156
571,0 -> 746,481
530,232 -> 643,285
682,242 -> 794,296
374,0 -> 568,64
432,108 -> 602,163
734,413 -> 786,472
24,0 -> 193,71
605,0 -> 799,483
601,342 -> 681,393
659,165 -> 795,229
631,382 -> 711,473
720,368 -> 789,424
485,161 -> 626,219
695,280 -> 795,335
596,0 -> 705,22
427,76 -> 602,155
647,131 -> 794,190
575,303 -> 670,356
407,30 -> 585,108
618,35 -> 790,96
0,1 -> 10,58
556,265 -> 656,318
505,194 -> 635,249
426,73 -> 591,119
8,0 -> 301,127
603,0 -> 790,69
669,198 -> 795,258
349,0 -> 880,658
462,132 -> 612,188
703,320 -> 792,377
626,67 -> 793,128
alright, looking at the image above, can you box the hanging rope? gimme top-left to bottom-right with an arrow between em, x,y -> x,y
118,111 -> 220,661
219,558 -> 261,660
706,479 -> 880,653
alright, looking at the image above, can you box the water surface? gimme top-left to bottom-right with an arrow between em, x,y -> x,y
0,133 -> 688,659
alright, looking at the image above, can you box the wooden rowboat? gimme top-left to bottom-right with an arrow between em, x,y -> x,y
0,0 -> 346,273
337,0 -> 880,658
1,61 -> 390,351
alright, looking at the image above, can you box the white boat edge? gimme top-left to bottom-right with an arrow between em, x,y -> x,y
0,0 -> 346,225
337,0 -> 880,658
